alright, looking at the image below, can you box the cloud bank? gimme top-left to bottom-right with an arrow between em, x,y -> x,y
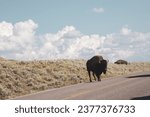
0,20 -> 150,62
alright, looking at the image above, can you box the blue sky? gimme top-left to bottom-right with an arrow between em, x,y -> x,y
0,0 -> 150,35
0,0 -> 150,61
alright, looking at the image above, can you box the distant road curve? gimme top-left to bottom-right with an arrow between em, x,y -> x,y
14,72 -> 150,100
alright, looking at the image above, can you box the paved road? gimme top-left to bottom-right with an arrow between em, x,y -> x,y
14,72 -> 150,100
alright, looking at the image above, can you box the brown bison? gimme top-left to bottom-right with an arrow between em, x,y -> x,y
86,56 -> 108,82
114,59 -> 128,65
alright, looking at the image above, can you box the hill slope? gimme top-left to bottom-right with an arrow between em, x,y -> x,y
0,58 -> 150,99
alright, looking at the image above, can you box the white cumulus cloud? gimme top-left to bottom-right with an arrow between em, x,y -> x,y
104,26 -> 150,61
121,26 -> 131,35
0,21 -> 13,37
0,19 -> 38,59
93,7 -> 104,13
0,20 -> 150,62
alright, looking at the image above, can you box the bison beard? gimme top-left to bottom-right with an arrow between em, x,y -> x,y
86,56 -> 108,82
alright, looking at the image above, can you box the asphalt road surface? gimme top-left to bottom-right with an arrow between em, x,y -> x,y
14,72 -> 150,100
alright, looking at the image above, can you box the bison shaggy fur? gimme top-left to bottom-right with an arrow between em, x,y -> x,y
114,59 -> 128,65
86,56 -> 108,82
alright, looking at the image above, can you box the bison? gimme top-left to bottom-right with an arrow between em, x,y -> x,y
114,59 -> 128,65
86,56 -> 108,82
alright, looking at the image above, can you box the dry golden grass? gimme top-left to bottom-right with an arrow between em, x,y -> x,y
0,57 -> 150,99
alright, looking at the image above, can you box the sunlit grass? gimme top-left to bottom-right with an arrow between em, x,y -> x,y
0,57 -> 150,99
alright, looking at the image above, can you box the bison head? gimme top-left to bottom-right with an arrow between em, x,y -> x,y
101,60 -> 108,74
96,59 -> 108,74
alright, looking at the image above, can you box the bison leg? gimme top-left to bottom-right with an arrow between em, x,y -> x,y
92,72 -> 96,81
96,74 -> 101,81
88,70 -> 92,82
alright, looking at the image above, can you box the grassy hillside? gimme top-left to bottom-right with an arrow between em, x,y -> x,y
0,57 -> 150,99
